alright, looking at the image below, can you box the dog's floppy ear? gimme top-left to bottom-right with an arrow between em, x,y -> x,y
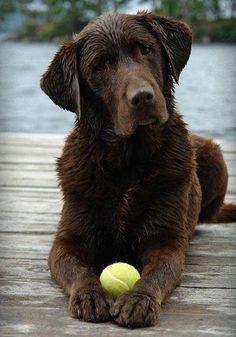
137,12 -> 192,84
40,40 -> 81,116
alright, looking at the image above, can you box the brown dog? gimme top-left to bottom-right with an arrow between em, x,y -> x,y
41,12 -> 236,328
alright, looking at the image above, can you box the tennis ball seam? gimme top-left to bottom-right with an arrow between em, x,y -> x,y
105,269 -> 130,291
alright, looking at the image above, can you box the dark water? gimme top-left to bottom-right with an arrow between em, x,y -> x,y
0,41 -> 235,140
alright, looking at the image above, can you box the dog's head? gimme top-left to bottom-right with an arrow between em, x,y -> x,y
41,12 -> 192,137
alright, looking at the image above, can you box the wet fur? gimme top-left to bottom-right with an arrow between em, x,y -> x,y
41,12 -> 235,328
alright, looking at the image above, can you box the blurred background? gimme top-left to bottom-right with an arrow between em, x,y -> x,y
0,0 -> 235,140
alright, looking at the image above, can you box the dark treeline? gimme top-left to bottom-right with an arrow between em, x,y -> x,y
0,0 -> 236,42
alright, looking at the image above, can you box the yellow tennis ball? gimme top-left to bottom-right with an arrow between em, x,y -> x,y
100,262 -> 141,299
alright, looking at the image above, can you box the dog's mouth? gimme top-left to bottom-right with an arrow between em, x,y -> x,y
114,109 -> 168,137
138,118 -> 156,126
136,118 -> 167,133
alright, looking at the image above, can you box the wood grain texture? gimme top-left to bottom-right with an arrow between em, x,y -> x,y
0,133 -> 235,337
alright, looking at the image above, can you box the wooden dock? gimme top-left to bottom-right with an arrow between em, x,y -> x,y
0,132 -> 235,337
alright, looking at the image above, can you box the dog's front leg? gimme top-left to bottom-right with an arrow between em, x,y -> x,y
110,179 -> 198,328
48,240 -> 113,322
111,245 -> 185,328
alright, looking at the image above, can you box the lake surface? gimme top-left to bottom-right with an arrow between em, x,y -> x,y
0,41 -> 235,140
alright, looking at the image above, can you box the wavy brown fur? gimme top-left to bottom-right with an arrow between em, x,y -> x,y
41,12 -> 235,329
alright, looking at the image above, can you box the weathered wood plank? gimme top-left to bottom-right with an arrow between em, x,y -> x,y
0,133 -> 235,337
0,150 -> 235,171
192,223 -> 236,240
0,187 -> 60,198
0,186 -> 234,203
0,133 -> 234,153
0,158 -> 236,189
2,277 -> 235,312
0,233 -> 52,259
185,255 -> 236,266
1,258 -> 235,289
0,192 -> 235,216
1,142 -> 235,158
0,170 -> 58,188
0,277 -> 235,317
0,272 -> 235,337
0,132 -> 65,147
0,305 -> 234,337
1,197 -> 236,240
0,196 -> 62,214
0,143 -> 62,155
0,169 -> 236,192
0,185 -> 234,201
0,228 -> 235,259
0,153 -> 57,164
0,162 -> 55,171
0,232 -> 234,265
0,211 -> 59,233
225,194 -> 236,202
0,134 -> 235,169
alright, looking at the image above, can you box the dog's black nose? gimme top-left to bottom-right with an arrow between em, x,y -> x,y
129,87 -> 154,107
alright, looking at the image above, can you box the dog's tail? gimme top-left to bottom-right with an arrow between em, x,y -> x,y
215,203 -> 236,223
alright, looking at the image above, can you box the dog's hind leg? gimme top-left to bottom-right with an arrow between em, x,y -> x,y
191,135 -> 233,222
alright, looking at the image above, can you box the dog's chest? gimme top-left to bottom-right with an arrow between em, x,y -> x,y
91,179 -> 137,230
89,187 -> 141,266
74,158 -> 159,264
85,174 -> 149,247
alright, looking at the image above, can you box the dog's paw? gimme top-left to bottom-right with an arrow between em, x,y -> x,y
110,290 -> 161,328
69,288 -> 114,322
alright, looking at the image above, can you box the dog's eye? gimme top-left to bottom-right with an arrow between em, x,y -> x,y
140,46 -> 152,55
94,59 -> 108,71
